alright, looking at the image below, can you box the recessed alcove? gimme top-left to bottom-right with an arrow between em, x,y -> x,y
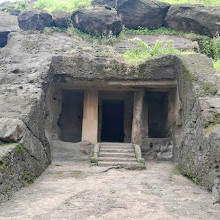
58,90 -> 84,142
148,91 -> 169,138
0,31 -> 10,48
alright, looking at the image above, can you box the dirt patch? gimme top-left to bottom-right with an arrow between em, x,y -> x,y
0,160 -> 219,220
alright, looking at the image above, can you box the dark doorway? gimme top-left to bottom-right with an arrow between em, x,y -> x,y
101,100 -> 124,142
148,92 -> 168,138
0,32 -> 9,48
58,90 -> 84,142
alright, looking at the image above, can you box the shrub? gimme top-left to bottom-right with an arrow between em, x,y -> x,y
213,60 -> 220,71
123,38 -> 194,64
213,37 -> 220,59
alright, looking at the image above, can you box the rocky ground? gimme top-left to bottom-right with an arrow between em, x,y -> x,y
0,143 -> 219,220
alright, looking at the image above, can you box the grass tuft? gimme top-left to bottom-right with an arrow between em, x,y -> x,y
213,59 -> 220,71
34,0 -> 93,12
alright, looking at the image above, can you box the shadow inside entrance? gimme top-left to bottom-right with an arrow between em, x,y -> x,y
101,100 -> 124,142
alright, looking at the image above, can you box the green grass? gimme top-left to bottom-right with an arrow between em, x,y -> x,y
123,38 -> 195,64
158,0 -> 220,6
213,59 -> 220,71
34,0 -> 93,12
124,27 -> 194,37
124,27 -> 211,43
43,25 -> 125,44
175,164 -> 201,185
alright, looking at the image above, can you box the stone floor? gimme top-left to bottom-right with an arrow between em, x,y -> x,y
0,158 -> 219,220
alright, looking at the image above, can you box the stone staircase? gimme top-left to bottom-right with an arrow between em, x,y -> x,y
91,143 -> 145,169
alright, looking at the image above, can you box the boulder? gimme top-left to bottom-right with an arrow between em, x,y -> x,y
165,5 -> 220,37
117,0 -> 170,29
18,10 -> 53,31
0,118 -> 26,143
92,0 -> 116,8
71,8 -> 122,36
52,10 -> 71,28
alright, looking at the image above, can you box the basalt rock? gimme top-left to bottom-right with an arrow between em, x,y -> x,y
52,10 -> 71,28
165,4 -> 220,37
117,0 -> 170,29
0,11 -> 18,47
92,0 -> 116,8
18,10 -> 53,31
71,8 -> 122,36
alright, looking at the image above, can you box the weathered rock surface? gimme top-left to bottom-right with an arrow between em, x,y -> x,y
52,10 -> 71,28
165,4 -> 220,37
18,10 -> 53,31
114,34 -> 195,53
71,8 -> 122,36
0,4 -> 21,16
0,11 -> 18,47
0,118 -> 25,142
0,143 -> 44,202
0,31 -> 79,202
173,54 -> 220,203
92,0 -> 116,8
117,0 -> 170,29
49,54 -> 178,81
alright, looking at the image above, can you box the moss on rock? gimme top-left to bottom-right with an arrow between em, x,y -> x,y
175,164 -> 201,185
200,82 -> 218,96
22,171 -> 34,186
15,144 -> 25,156
0,157 -> 10,173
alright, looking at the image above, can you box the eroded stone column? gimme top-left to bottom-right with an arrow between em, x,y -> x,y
131,90 -> 148,146
82,90 -> 98,143
124,93 -> 133,143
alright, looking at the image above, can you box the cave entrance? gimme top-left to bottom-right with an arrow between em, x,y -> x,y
58,90 -> 84,142
98,91 -> 133,143
101,99 -> 124,142
148,91 -> 168,138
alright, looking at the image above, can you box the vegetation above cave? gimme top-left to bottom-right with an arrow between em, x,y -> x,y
9,0 -> 220,13
123,38 -> 194,64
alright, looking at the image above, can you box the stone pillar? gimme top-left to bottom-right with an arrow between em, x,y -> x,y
131,90 -> 147,146
82,90 -> 98,143
124,94 -> 133,143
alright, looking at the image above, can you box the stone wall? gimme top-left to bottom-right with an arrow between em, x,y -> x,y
174,54 -> 220,203
0,143 -> 44,202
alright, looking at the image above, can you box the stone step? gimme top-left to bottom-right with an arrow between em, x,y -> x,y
100,149 -> 135,153
99,152 -> 136,158
98,161 -> 140,167
98,157 -> 137,162
100,146 -> 134,150
99,143 -> 133,146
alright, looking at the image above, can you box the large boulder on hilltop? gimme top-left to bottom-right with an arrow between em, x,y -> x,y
117,0 -> 170,29
52,10 -> 71,28
18,10 -> 53,31
71,8 -> 122,36
165,5 -> 220,37
92,0 -> 116,8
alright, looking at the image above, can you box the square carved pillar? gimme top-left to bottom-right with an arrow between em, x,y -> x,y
82,90 -> 98,143
131,90 -> 148,146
